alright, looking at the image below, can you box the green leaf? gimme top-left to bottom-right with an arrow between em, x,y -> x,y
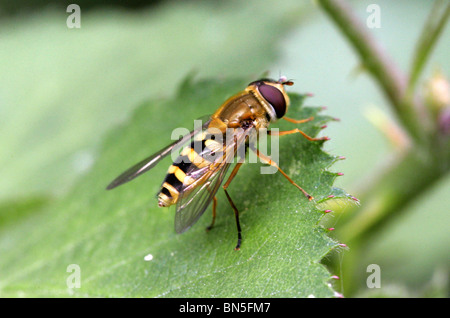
0,0 -> 307,201
0,76 -> 350,297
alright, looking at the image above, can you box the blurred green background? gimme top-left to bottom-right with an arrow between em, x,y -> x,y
0,0 -> 448,297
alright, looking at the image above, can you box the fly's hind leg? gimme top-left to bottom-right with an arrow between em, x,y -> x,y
250,145 -> 314,201
206,196 -> 217,232
223,162 -> 244,250
204,163 -> 244,250
224,190 -> 242,251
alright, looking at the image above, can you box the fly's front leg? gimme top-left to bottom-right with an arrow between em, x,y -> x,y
278,116 -> 329,141
268,128 -> 329,141
249,144 -> 314,201
283,116 -> 314,124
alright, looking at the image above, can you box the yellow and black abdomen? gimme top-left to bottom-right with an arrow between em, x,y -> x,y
157,93 -> 264,208
157,133 -> 223,207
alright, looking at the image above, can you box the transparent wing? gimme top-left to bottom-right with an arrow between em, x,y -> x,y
106,116 -> 211,190
174,125 -> 251,233
174,160 -> 232,234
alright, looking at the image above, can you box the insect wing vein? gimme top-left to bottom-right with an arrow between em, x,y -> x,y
174,126 -> 250,233
106,117 -> 211,190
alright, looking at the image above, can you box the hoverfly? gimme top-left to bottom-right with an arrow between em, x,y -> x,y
106,77 -> 328,250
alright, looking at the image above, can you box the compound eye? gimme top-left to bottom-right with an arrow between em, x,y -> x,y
258,84 -> 286,118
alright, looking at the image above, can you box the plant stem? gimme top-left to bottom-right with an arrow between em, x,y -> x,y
329,143 -> 450,295
340,147 -> 448,244
408,0 -> 450,92
317,0 -> 450,296
317,0 -> 428,143
317,0 -> 450,246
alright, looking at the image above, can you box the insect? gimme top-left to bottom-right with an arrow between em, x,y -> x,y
106,77 -> 328,250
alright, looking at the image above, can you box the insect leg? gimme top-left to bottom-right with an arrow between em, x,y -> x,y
223,162 -> 244,250
206,196 -> 218,231
223,163 -> 243,190
224,190 -> 242,251
283,116 -> 314,124
250,146 -> 314,201
268,128 -> 329,142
